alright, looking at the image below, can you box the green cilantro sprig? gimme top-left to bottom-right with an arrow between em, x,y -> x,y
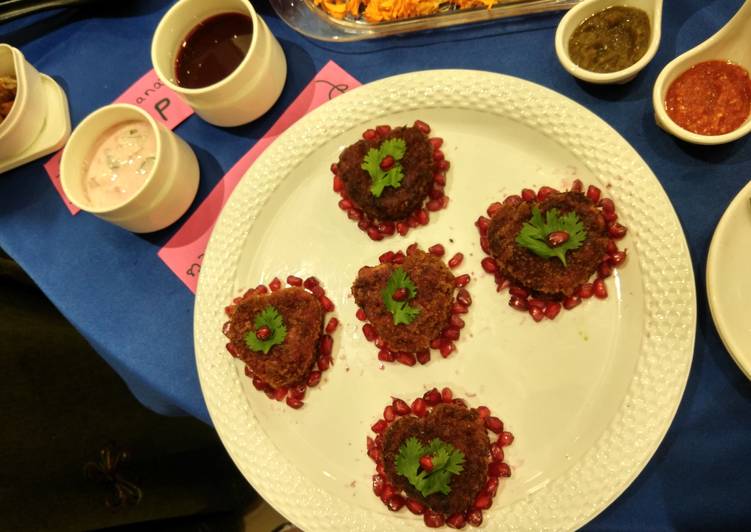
395,437 -> 465,497
382,267 -> 421,325
244,306 -> 287,354
515,206 -> 586,267
361,138 -> 407,197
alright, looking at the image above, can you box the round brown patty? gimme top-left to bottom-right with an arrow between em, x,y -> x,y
352,250 -> 454,352
224,287 -> 324,388
382,403 -> 490,516
487,191 -> 608,297
337,126 -> 433,221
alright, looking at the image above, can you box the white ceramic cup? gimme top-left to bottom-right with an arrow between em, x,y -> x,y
0,44 -> 47,160
60,104 -> 200,233
151,0 -> 287,127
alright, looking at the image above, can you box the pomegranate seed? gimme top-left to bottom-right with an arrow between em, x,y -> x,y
563,295 -> 581,309
476,406 -> 490,418
367,227 -> 384,241
411,398 -> 427,417
406,498 -> 425,515
598,262 -> 613,279
440,342 -> 455,357
371,419 -> 387,434
376,124 -> 391,136
424,510 -> 445,528
457,288 -> 472,306
320,334 -> 333,356
571,179 -> 584,192
509,296 -> 528,311
269,277 -> 282,291
423,388 -> 441,405
420,455 -> 434,472
593,278 -> 608,298
392,398 -> 411,415
393,251 -> 405,264
396,352 -> 417,366
521,188 -> 536,202
610,250 -> 627,266
480,237 -> 490,253
372,474 -> 384,496
500,431 -> 515,446
545,302 -> 561,319
397,222 -> 409,236
584,184 -> 601,202
604,210 -> 618,223
289,385 -> 306,400
273,387 -> 288,401
473,494 -> 492,510
286,396 -> 304,409
325,317 -> 339,333
485,416 -> 503,433
338,198 -> 352,211
547,230 -> 569,247
429,137 -> 444,149
485,476 -> 500,497
317,356 -> 331,371
358,218 -> 371,231
487,202 -> 503,217
377,463 -> 386,478
307,371 -> 321,387
417,209 -> 429,225
537,186 -> 556,201
487,461 -> 503,477
367,447 -> 380,463
498,462 -> 512,477
509,286 -> 529,299
434,172 -> 447,186
406,243 -> 419,255
330,162 -> 338,174
417,350 -> 431,364
387,494 -> 405,512
303,276 -> 319,290
379,251 -> 394,264
437,159 -> 450,172
392,287 -> 408,302
363,323 -> 377,341
454,274 -> 471,287
311,285 -> 325,298
480,257 -> 497,273
255,326 -> 271,341
378,222 -> 396,235
356,308 -> 367,321
578,283 -> 594,298
441,387 -> 453,403
433,150 -> 445,162
251,376 -> 265,390
320,295 -> 335,312
527,298 -> 546,310
452,302 -> 469,314
450,314 -> 465,329
380,484 -> 394,503
383,405 -> 396,422
428,243 -> 445,257
503,194 -> 523,206
475,216 -> 491,234
606,239 -> 618,254
366,435 -> 375,451
466,509 -> 483,527
490,443 -> 504,462
599,197 -> 615,213
442,327 -> 460,341
430,337 -> 445,349
255,284 -> 268,294
446,513 -> 467,529
374,337 -> 386,348
333,174 -> 344,192
426,199 -> 442,211
378,349 -> 395,362
413,119 -> 431,134
608,222 -> 628,239
363,128 -> 377,141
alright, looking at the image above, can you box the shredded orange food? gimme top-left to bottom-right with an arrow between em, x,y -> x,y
312,0 -> 501,22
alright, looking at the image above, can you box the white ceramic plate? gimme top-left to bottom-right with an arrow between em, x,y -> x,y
194,70 -> 696,531
707,180 -> 751,380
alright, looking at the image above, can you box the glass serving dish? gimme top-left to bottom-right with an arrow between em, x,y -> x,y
270,0 -> 582,41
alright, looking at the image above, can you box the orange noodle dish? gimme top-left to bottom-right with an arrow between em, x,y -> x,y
312,0 -> 502,23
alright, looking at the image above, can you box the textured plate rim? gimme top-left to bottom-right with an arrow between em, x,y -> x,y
194,69 -> 696,531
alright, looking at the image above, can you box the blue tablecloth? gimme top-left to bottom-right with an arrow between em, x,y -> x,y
1,0 -> 750,528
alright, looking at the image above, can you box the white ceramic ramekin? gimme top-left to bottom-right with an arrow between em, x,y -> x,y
60,104 -> 199,233
0,44 -> 47,159
151,0 -> 287,127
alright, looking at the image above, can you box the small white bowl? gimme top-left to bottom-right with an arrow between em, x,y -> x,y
0,43 -> 47,160
60,104 -> 200,233
555,0 -> 662,85
151,0 -> 287,127
652,0 -> 751,145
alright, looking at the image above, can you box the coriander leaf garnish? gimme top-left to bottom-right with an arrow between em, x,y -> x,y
244,305 -> 287,354
395,437 -> 465,498
515,206 -> 586,267
382,267 -> 421,325
361,138 -> 407,198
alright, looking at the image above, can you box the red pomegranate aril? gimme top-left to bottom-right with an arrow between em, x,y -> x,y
450,314 -> 465,329
603,210 -> 618,223
371,419 -> 388,434
606,239 -> 618,254
356,308 -> 367,321
333,174 -> 344,192
446,513 -> 467,529
376,463 -> 386,478
411,398 -> 427,417
289,385 -> 306,400
571,178 -> 584,192
387,494 -> 405,512
251,376 -> 265,390
442,327 -> 460,341
286,396 -> 304,409
383,405 -> 396,422
521,188 -> 536,202
441,387 -> 453,403
392,251 -> 405,264
379,484 -> 394,503
586,184 -> 601,203
317,355 -> 332,371
429,188 -> 444,200
303,276 -> 319,290
608,222 -> 628,239
338,198 -> 352,211
363,323 -> 378,342
428,243 -> 445,257
485,416 -> 503,433
372,474 -> 384,496
454,274 -> 471,287
419,455 -> 434,472
430,337 -> 445,349
396,352 -> 417,366
476,405 -> 490,418
487,202 -> 503,217
563,295 -> 581,310
593,278 -> 608,299
457,288 -> 472,306
375,124 -> 391,136
311,285 -> 325,298
307,371 -> 322,387
373,337 -> 385,349
424,511 -> 445,528
426,199 -> 442,211
378,349 -> 395,362
547,230 -> 570,247
417,349 -> 431,364
440,342 -> 455,357
269,277 -> 282,291
376,222 -> 395,236
407,216 -> 419,228
466,509 -> 483,527
320,334 -> 333,357
434,172 -> 447,186
599,197 -> 615,213
325,317 -> 339,334
366,435 -> 374,451
397,222 -> 409,236
538,186 -> 556,201
485,477 -> 500,498
452,303 -> 469,314
610,250 -> 627,266
406,498 -> 425,515
363,128 -> 377,141
330,162 -> 338,175
473,494 -> 492,510
406,242 -> 419,255
490,443 -> 504,462
393,398 -> 411,415
500,431 -> 515,446
429,137 -> 444,149
545,302 -> 561,319
504,194 -> 523,206
255,326 -> 271,341
417,209 -> 430,225
481,257 -> 497,273
423,388 -> 441,405
392,287 -> 408,302
578,283 -> 594,299
320,295 -> 335,312
413,119 -> 431,134
433,149 -> 445,162
437,159 -> 450,172
255,284 -> 268,294
598,262 -> 613,279
475,216 -> 491,234
527,298 -> 546,310
273,387 -> 288,401
480,237 -> 490,254
509,286 -> 529,299
367,227 -> 384,241
509,296 -> 528,311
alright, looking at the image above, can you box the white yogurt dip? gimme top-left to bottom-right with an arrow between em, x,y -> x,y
82,120 -> 156,208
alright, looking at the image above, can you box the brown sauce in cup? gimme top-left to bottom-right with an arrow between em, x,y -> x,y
174,12 -> 253,89
568,6 -> 650,73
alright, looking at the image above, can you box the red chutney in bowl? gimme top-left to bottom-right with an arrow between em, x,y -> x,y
665,60 -> 751,136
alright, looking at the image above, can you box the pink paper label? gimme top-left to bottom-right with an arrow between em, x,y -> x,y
45,69 -> 194,214
158,61 -> 361,293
